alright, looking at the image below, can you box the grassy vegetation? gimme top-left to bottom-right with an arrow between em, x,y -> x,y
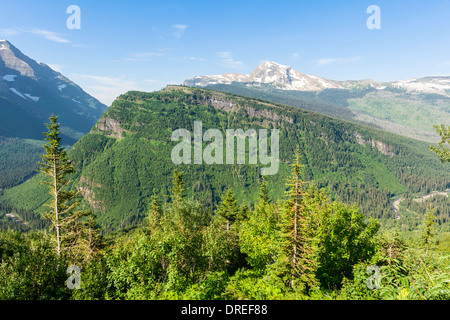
348,91 -> 450,139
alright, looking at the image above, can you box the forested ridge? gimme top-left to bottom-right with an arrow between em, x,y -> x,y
201,82 -> 450,143
0,86 -> 448,300
1,86 -> 447,232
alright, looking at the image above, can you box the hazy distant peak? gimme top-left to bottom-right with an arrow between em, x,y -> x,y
184,60 -> 343,91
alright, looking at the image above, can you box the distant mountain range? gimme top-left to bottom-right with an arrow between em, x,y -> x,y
184,61 -> 450,143
0,39 -> 107,143
184,60 -> 450,96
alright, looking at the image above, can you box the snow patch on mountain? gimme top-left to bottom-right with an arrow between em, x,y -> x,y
58,84 -> 67,91
9,88 -> 26,99
3,74 -> 17,82
391,77 -> 450,97
24,93 -> 40,102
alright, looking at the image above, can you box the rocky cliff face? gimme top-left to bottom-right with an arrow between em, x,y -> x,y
94,117 -> 125,139
0,40 -> 36,77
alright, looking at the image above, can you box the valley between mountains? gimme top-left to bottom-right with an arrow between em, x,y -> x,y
1,85 -> 448,233
0,39 -> 449,301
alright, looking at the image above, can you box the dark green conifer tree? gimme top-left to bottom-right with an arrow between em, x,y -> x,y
170,169 -> 186,203
216,188 -> 239,233
147,189 -> 162,228
38,114 -> 89,257
259,175 -> 269,204
275,147 -> 318,291
421,205 -> 437,251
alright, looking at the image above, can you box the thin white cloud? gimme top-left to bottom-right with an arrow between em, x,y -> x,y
317,56 -> 362,66
217,51 -> 245,70
0,27 -> 70,44
172,24 -> 188,39
131,52 -> 164,58
184,56 -> 205,61
125,51 -> 165,61
71,43 -> 86,48
151,25 -> 188,40
30,29 -> 70,43
124,48 -> 179,62
69,73 -> 166,106
0,28 -> 22,37
48,64 -> 65,73
69,74 -> 138,105
143,79 -> 166,84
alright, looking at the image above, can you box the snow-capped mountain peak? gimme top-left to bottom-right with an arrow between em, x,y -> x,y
184,61 -> 450,97
0,39 -> 36,77
248,61 -> 291,84
184,61 -> 342,91
250,61 -> 341,90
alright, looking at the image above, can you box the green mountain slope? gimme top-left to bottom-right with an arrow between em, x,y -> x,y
2,86 -> 448,231
201,83 -> 449,143
0,137 -> 44,190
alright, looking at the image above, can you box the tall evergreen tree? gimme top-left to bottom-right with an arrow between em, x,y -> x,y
38,114 -> 89,257
170,169 -> 186,203
216,188 -> 239,233
147,189 -> 162,228
259,175 -> 270,204
421,205 -> 437,251
276,147 -> 318,291
379,229 -> 406,265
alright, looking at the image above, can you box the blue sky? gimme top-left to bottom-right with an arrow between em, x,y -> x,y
1,0 -> 450,105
